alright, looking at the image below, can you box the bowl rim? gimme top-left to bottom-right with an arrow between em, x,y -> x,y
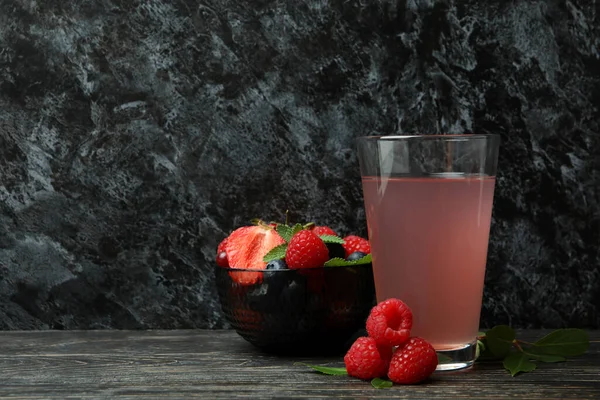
215,264 -> 373,272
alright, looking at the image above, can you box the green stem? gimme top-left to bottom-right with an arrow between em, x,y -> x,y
516,339 -> 535,346
512,339 -> 524,353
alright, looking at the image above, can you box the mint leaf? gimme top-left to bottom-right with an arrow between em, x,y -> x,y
291,223 -> 303,235
437,353 -> 453,363
303,222 -> 316,230
324,258 -> 352,267
320,235 -> 345,244
503,352 -> 537,376
262,244 -> 288,262
371,378 -> 393,389
530,329 -> 589,357
523,351 -> 566,363
476,342 -> 499,361
324,254 -> 372,267
295,363 -> 348,376
476,340 -> 486,360
277,225 -> 294,242
485,325 -> 515,358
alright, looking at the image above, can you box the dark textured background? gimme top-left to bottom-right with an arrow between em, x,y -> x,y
0,0 -> 598,330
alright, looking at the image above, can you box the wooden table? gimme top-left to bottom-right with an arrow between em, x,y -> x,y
0,330 -> 597,399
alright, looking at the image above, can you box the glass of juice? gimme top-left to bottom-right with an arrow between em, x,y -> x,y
357,134 -> 500,371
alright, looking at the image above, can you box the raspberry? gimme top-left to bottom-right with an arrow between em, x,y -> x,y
387,337 -> 438,384
366,298 -> 413,347
216,237 -> 229,268
342,235 -> 371,258
344,336 -> 393,380
285,230 -> 329,269
312,226 -> 338,237
311,226 -> 344,259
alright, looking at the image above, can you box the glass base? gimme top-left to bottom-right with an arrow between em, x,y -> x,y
435,341 -> 477,372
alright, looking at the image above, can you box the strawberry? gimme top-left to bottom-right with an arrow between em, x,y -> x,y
342,235 -> 371,258
225,224 -> 286,285
285,229 -> 329,269
312,226 -> 338,237
216,237 -> 229,268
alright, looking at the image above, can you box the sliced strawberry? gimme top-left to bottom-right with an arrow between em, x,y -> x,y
225,225 -> 286,285
217,237 -> 229,254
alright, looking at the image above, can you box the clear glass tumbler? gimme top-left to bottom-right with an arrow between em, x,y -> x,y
357,134 -> 500,371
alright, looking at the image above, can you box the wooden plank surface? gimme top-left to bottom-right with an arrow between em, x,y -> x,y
0,330 -> 597,399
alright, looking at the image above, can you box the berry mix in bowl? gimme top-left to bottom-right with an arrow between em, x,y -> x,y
214,219 -> 375,355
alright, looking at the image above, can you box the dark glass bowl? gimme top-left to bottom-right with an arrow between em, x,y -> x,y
215,264 -> 376,355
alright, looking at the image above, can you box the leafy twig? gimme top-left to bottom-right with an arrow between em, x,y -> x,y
478,327 -> 590,376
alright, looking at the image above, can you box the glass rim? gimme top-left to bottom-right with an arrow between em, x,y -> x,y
356,134 -> 500,142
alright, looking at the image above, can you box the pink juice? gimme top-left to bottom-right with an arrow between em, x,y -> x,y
361,175 -> 496,350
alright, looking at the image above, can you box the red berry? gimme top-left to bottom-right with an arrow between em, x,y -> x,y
216,237 -> 229,268
342,235 -> 371,258
226,225 -> 286,285
217,251 -> 228,267
344,336 -> 392,380
217,237 -> 228,253
366,298 -> 413,347
387,337 -> 438,384
312,226 -> 337,237
285,230 -> 329,269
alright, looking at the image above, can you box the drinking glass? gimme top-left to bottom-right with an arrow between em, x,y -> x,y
357,134 -> 500,371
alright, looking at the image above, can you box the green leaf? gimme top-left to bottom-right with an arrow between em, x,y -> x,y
262,244 -> 288,262
320,235 -> 345,244
295,363 -> 348,376
437,353 -> 453,363
324,257 -> 348,267
476,340 -> 486,360
522,351 -> 566,363
478,331 -> 486,338
474,337 -> 497,360
324,254 -> 372,267
371,378 -> 393,389
277,224 -> 294,242
503,352 -> 537,376
303,222 -> 316,230
485,325 -> 516,358
291,223 -> 303,235
530,329 -> 589,357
